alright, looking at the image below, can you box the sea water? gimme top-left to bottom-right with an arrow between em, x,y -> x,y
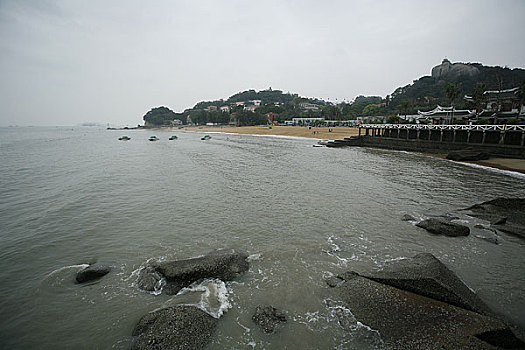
0,126 -> 524,349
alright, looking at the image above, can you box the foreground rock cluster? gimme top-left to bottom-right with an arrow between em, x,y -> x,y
72,198 -> 524,348
132,249 -> 251,349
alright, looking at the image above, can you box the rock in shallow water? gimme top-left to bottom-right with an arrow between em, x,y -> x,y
416,218 -> 470,237
138,249 -> 249,295
334,273 -> 523,349
401,214 -> 416,221
75,264 -> 111,284
252,305 -> 287,334
132,305 -> 217,350
358,253 -> 493,316
332,253 -> 525,349
465,198 -> 525,240
446,149 -> 490,161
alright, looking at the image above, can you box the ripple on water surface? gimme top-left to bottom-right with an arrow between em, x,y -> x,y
0,127 -> 524,349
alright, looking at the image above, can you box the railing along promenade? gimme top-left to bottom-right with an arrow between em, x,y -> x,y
358,124 -> 525,146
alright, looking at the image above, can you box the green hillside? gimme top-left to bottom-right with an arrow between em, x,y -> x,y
143,60 -> 525,126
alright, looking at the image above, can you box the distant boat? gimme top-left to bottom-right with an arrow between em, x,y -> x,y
118,136 -> 131,141
201,135 -> 211,141
168,135 -> 178,140
149,136 -> 159,141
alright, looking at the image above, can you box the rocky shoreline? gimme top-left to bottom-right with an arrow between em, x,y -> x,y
73,197 -> 525,349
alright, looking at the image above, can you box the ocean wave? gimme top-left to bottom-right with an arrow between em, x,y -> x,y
457,161 -> 525,179
46,264 -> 89,278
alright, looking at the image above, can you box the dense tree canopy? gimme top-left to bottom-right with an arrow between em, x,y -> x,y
143,106 -> 184,125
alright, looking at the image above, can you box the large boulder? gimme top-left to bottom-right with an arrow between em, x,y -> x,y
446,149 -> 490,161
416,218 -> 470,237
76,264 -> 111,284
334,273 -> 524,349
132,305 -> 217,350
464,198 -> 525,240
252,305 -> 287,334
138,249 -> 249,295
357,253 -> 493,316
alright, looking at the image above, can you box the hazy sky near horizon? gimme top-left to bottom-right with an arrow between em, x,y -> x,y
1,0 -> 524,126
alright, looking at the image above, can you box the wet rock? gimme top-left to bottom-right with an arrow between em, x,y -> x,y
422,210 -> 460,221
473,225 -> 500,245
475,329 -> 525,349
138,249 -> 249,295
474,235 -> 500,245
132,305 -> 217,350
252,305 -> 287,334
325,276 -> 344,288
333,272 -> 523,349
137,267 -> 163,292
446,149 -> 490,161
474,224 -> 489,230
360,253 -> 493,316
465,198 -> 525,240
493,223 -> 525,240
401,214 -> 416,221
416,218 -> 470,237
76,264 -> 111,284
491,217 -> 507,225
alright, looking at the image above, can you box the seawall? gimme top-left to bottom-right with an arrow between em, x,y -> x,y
326,124 -> 525,159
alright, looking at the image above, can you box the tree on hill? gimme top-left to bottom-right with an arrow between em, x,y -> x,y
362,103 -> 383,116
518,81 -> 525,109
446,82 -> 462,123
397,100 -> 411,121
226,89 -> 297,104
143,106 -> 180,126
469,83 -> 486,115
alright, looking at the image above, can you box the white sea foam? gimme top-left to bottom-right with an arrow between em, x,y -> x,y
247,253 -> 261,261
46,264 -> 89,278
325,235 -> 350,266
457,161 -> 525,179
152,278 -> 166,296
177,279 -> 231,318
236,321 -> 251,332
185,129 -> 322,141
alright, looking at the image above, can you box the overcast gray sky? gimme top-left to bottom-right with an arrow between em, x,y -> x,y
1,0 -> 524,126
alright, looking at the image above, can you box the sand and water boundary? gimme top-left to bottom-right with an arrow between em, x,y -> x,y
161,125 -> 525,174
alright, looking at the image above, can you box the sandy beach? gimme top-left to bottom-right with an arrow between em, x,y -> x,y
181,125 -> 360,140
175,125 -> 525,174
